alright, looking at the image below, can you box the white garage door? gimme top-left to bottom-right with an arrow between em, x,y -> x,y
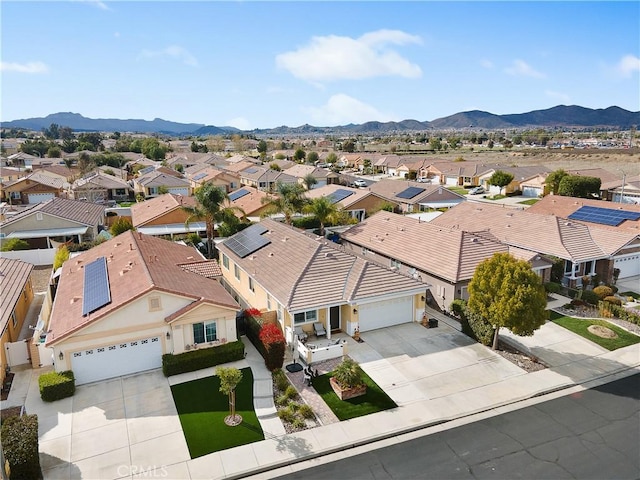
358,296 -> 413,332
71,336 -> 162,385
28,193 -> 55,204
522,186 -> 541,198
168,187 -> 189,197
614,254 -> 640,279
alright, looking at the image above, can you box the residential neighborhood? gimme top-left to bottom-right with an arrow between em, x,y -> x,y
1,129 -> 639,480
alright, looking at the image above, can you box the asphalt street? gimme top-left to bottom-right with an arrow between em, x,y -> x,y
275,374 -> 640,480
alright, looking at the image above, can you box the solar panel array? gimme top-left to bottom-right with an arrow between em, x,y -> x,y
396,187 -> 425,199
329,189 -> 354,204
568,205 -> 640,226
82,256 -> 111,316
224,223 -> 271,258
139,166 -> 155,176
192,172 -> 207,181
229,189 -> 250,201
244,167 -> 259,174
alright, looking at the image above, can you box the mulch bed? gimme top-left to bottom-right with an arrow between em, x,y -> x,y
495,341 -> 546,372
1,372 -> 15,401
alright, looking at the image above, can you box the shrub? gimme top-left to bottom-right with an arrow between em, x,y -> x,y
297,404 -> 315,419
259,323 -> 285,371
53,245 -> 70,270
284,385 -> 298,400
161,340 -> 244,376
580,289 -> 600,305
332,358 -> 364,389
1,414 -> 42,480
273,369 -> 290,392
544,282 -> 561,294
276,394 -> 289,407
277,407 -> 295,423
593,285 -> 614,300
1,238 -> 30,252
607,285 -> 619,295
464,309 -> 494,346
604,296 -> 622,306
38,371 -> 75,402
598,301 -> 640,326
449,299 -> 466,318
291,417 -> 306,429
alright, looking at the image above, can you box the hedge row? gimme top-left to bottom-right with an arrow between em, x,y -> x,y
162,340 -> 244,377
1,414 -> 42,479
599,301 -> 640,326
38,371 -> 75,402
244,313 -> 285,371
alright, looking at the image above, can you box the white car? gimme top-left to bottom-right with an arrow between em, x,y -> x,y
469,186 -> 485,195
352,180 -> 367,188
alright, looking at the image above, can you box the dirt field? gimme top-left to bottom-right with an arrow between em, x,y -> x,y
431,149 -> 640,176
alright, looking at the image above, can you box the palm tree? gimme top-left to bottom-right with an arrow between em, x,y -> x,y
261,182 -> 308,225
303,197 -> 341,236
302,173 -> 317,190
183,183 -> 243,258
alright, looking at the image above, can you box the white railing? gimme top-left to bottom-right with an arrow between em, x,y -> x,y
298,339 -> 347,365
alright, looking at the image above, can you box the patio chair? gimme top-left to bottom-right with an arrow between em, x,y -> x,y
294,326 -> 308,342
313,322 -> 327,338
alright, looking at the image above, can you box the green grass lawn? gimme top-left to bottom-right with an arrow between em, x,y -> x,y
446,186 -> 469,195
620,291 -> 640,300
518,198 -> 539,205
170,367 -> 264,458
312,368 -> 397,421
549,312 -> 640,351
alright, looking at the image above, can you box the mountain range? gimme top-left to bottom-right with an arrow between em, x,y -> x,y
2,105 -> 638,135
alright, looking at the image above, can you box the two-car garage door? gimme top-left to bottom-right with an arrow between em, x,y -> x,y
614,253 -> 640,279
358,296 -> 414,332
71,336 -> 162,385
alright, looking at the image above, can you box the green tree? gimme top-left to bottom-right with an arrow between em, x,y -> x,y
306,151 -> 319,165
429,137 -> 442,151
1,238 -> 30,251
557,175 -> 601,198
302,173 -> 317,190
53,245 -> 70,270
77,132 -> 103,151
293,148 -> 306,163
141,138 -> 168,160
110,218 -> 134,236
303,196 -> 341,236
257,140 -> 268,155
546,169 -> 569,195
326,152 -> 338,164
216,367 -> 243,426
269,162 -> 281,171
183,183 -> 241,258
342,140 -> 355,153
62,138 -> 78,153
261,182 -> 308,225
488,170 -> 514,195
47,146 -> 62,158
467,252 -> 547,350
43,123 -> 60,139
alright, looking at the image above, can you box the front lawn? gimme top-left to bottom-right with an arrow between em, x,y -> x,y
312,367 -> 397,421
620,291 -> 640,300
170,367 -> 264,458
446,186 -> 469,195
550,312 -> 640,351
518,198 -> 539,205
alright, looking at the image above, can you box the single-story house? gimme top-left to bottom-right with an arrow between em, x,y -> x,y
339,211 -> 512,311
476,165 -> 551,195
3,172 -> 69,205
133,169 -> 191,198
45,231 -> 240,385
130,193 -> 206,238
188,167 -> 240,193
283,164 -> 341,189
227,186 -> 272,220
431,201 -> 640,285
218,219 -> 427,339
367,179 -> 466,213
0,197 -> 106,249
304,184 -> 397,222
0,258 -> 34,384
71,171 -> 133,203
239,166 -> 298,192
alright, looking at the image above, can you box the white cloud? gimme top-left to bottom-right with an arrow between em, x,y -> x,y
276,29 -> 422,82
545,90 -> 571,104
304,94 -> 396,125
226,117 -> 252,130
616,54 -> 640,77
480,59 -> 493,69
139,45 -> 198,67
73,0 -> 110,11
504,59 -> 545,79
0,61 -> 49,74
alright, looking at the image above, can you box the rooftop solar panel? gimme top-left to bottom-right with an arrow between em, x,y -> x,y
224,223 -> 271,258
329,189 -> 354,204
192,172 -> 207,181
244,167 -> 259,174
229,189 -> 250,201
82,256 -> 111,316
568,205 -> 640,227
396,187 -> 425,199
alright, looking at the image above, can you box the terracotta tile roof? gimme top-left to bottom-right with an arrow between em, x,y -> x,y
340,211 -> 507,282
178,260 -> 222,278
430,201 -> 638,262
47,231 -> 239,345
367,179 -> 465,206
73,171 -> 130,190
228,187 -> 270,216
283,165 -> 335,180
0,197 -> 105,228
5,171 -> 67,189
223,161 -> 256,173
304,184 -> 378,209
0,258 -> 34,336
527,195 -> 640,231
130,193 -> 197,227
136,171 -> 190,188
219,219 -> 425,313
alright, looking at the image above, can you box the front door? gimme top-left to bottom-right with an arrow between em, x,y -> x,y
330,306 -> 340,332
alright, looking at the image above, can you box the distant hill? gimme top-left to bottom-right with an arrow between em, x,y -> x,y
3,105 -> 638,135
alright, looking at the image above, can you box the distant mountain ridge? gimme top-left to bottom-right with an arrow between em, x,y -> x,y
2,105 -> 638,135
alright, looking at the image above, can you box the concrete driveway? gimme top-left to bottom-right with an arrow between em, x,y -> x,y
348,322 -> 526,406
26,368 -> 189,480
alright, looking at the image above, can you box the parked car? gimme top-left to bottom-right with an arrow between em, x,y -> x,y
352,180 -> 368,188
469,186 -> 485,195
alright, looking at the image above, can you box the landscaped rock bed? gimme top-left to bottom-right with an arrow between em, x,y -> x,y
495,341 -> 546,372
272,369 -> 320,434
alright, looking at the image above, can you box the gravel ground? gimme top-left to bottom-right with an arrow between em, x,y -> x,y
495,341 -> 547,372
31,266 -> 53,293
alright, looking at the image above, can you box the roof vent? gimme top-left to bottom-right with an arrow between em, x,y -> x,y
268,252 -> 274,257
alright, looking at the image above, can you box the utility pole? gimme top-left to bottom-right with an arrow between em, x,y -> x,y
618,169 -> 626,203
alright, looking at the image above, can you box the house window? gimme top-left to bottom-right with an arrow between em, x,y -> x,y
234,264 -> 240,280
294,310 -> 317,325
584,260 -> 594,276
11,312 -> 17,328
115,188 -> 126,196
249,277 -> 255,293
10,192 -> 20,200
277,304 -> 283,322
148,296 -> 162,311
36,212 -> 43,221
148,187 -> 158,195
222,254 -> 229,270
193,321 -> 217,344
267,294 -> 272,310
564,261 -> 574,275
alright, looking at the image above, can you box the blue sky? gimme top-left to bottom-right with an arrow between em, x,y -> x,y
2,1 -> 639,130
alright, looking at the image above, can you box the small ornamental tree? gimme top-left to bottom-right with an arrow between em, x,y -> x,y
259,323 -> 285,371
53,245 -> 70,270
110,217 -> 134,236
488,170 -> 514,195
217,367 -> 243,426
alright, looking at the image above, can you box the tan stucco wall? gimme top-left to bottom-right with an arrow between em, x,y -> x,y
169,302 -> 238,354
1,277 -> 34,383
142,209 -> 192,227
